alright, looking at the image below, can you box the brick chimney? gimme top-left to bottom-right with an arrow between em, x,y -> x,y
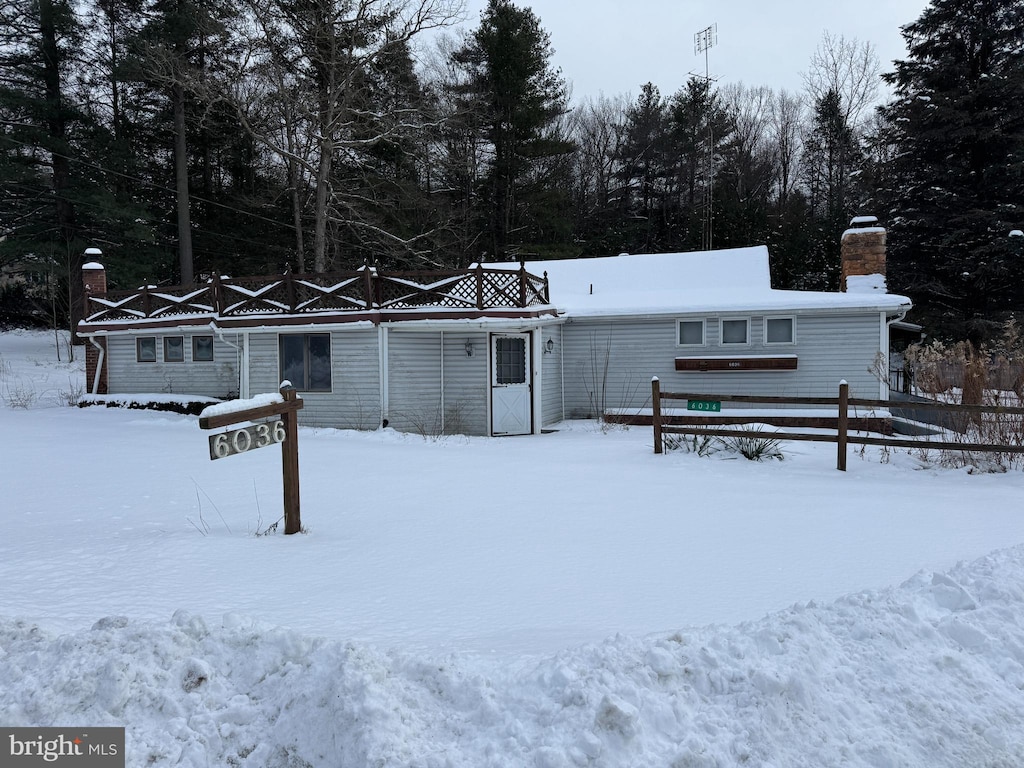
81,250 -> 108,394
840,216 -> 887,293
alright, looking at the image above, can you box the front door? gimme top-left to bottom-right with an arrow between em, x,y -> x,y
491,333 -> 532,435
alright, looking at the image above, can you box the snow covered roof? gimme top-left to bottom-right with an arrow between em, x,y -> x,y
493,246 -> 911,317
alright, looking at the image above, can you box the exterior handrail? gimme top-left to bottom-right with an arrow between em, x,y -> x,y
84,266 -> 551,323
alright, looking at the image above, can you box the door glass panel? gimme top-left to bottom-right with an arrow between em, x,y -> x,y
495,337 -> 526,384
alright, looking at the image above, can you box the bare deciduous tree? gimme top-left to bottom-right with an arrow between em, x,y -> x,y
232,0 -> 462,272
802,31 -> 880,128
768,89 -> 804,207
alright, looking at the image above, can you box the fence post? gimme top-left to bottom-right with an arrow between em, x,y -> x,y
518,260 -> 527,307
837,379 -> 848,471
281,384 -> 302,534
652,377 -> 663,454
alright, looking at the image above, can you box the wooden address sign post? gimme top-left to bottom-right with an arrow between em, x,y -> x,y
199,384 -> 304,534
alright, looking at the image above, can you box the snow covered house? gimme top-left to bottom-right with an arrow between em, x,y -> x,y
77,220 -> 910,436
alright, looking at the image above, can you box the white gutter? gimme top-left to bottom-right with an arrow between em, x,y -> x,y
377,315 -> 564,333
558,323 -> 565,423
378,325 -> 389,428
212,323 -> 247,399
440,330 -> 446,435
84,333 -> 105,395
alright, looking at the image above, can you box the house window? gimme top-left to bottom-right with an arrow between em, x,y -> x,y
765,317 -> 795,344
137,337 -> 157,363
721,318 -> 749,345
163,336 -> 184,362
192,335 -> 214,361
678,320 -> 705,346
494,336 -> 527,384
279,333 -> 332,392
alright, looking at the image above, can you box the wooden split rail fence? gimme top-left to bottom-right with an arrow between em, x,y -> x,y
651,378 -> 1024,471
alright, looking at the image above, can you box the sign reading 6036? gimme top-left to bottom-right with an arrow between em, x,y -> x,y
209,420 -> 286,460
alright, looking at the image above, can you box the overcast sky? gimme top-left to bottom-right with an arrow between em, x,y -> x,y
447,0 -> 933,102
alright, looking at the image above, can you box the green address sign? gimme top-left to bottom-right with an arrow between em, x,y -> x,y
687,399 -> 722,412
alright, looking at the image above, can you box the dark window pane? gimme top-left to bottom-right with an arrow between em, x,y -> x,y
766,318 -> 793,344
193,335 -> 214,361
722,320 -> 748,344
164,336 -> 184,362
307,334 -> 332,391
279,335 -> 306,388
495,337 -> 526,384
679,321 -> 704,345
137,338 -> 156,362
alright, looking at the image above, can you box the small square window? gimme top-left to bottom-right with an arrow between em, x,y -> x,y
192,335 -> 214,361
164,336 -> 184,362
765,317 -> 795,344
721,319 -> 749,345
137,337 -> 157,363
678,320 -> 705,346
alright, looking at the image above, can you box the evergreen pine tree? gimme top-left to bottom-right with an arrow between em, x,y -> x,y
880,0 -> 1024,342
452,0 -> 574,261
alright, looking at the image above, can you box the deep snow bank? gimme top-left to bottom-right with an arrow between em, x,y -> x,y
2,547 -> 1023,767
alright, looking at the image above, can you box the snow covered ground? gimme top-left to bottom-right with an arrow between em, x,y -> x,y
2,328 -> 1023,766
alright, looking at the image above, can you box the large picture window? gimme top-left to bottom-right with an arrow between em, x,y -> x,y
279,333 -> 332,392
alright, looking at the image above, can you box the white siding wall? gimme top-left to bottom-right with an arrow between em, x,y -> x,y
441,331 -> 489,436
561,312 -> 885,417
386,331 -> 442,435
106,332 -> 240,398
386,330 -> 489,436
540,324 -> 564,426
248,327 -> 380,429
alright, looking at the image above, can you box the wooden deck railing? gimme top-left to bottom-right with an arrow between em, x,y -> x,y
651,378 -> 1024,471
84,265 -> 550,323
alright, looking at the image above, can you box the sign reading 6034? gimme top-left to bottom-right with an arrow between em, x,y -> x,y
209,420 -> 286,460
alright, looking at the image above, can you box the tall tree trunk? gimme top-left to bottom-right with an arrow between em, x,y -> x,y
39,0 -> 81,339
173,81 -> 194,284
288,156 -> 306,273
313,134 -> 331,272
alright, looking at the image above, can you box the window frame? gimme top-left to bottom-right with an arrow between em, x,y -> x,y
677,319 -> 706,347
720,317 -> 751,346
163,336 -> 185,363
192,335 -> 215,362
764,316 -> 796,345
136,337 -> 157,363
278,333 -> 333,393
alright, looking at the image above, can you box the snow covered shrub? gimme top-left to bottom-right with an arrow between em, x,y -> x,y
1,376 -> 38,408
664,425 -> 785,461
663,432 -> 717,456
718,425 -> 785,461
54,376 -> 84,407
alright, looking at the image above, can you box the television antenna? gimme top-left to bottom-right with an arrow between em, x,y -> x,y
694,23 -> 717,251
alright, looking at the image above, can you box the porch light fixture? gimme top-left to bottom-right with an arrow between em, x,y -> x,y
544,338 -> 555,354
465,340 -> 474,357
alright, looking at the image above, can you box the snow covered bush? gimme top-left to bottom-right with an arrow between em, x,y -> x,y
665,424 -> 785,461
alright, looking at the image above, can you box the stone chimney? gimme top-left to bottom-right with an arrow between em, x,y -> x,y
81,250 -> 108,395
840,216 -> 887,293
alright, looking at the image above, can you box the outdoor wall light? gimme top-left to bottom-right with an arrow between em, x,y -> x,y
465,340 -> 474,357
544,338 -> 555,354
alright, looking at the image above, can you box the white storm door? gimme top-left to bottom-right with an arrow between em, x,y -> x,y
491,333 -> 532,435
